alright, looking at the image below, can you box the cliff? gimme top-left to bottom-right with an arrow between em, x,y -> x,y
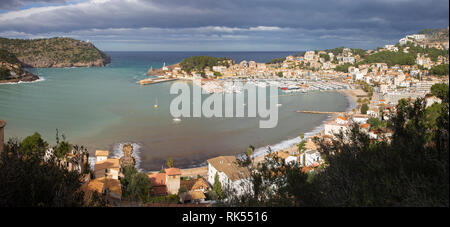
0,49 -> 39,83
0,37 -> 111,68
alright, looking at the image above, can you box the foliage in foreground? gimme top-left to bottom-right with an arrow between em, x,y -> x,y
221,84 -> 449,207
0,134 -> 84,207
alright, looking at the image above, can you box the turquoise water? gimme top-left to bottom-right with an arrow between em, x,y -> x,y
0,52 -> 350,170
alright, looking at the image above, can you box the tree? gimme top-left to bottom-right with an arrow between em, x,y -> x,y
360,103 -> 369,114
121,166 -> 152,203
429,64 -> 449,76
298,133 -> 306,154
431,83 -> 449,103
367,117 -> 382,130
277,72 -> 283,77
0,136 -> 84,207
129,173 -> 153,203
335,63 -> 353,73
167,157 -> 174,168
213,173 -> 223,199
221,88 -> 449,207
18,132 -> 48,158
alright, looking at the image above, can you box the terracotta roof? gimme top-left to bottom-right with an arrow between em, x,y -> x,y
148,172 -> 166,186
80,177 -> 122,200
165,168 -> 181,176
95,150 -> 109,157
305,140 -> 318,150
94,158 -> 120,172
180,177 -> 210,192
207,156 -> 250,182
180,179 -> 197,190
191,178 -> 210,191
337,116 -> 347,121
360,123 -> 371,129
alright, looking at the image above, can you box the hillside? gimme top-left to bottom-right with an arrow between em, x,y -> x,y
0,37 -> 110,68
419,27 -> 449,43
0,49 -> 39,83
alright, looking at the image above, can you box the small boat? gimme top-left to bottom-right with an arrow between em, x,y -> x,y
173,118 -> 181,122
154,98 -> 158,109
277,103 -> 282,107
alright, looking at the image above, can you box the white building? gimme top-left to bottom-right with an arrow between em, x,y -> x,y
324,116 -> 350,137
352,114 -> 369,124
299,150 -> 321,167
304,51 -> 315,61
207,156 -> 251,196
95,150 -> 109,163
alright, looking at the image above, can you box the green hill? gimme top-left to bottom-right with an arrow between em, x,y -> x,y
0,49 -> 39,83
0,37 -> 110,68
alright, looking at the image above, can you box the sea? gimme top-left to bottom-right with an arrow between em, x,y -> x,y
0,51 -> 353,171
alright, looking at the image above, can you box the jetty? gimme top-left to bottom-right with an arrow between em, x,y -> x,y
138,77 -> 178,85
296,110 -> 346,115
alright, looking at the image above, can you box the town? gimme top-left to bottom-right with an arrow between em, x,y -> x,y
0,27 -> 448,207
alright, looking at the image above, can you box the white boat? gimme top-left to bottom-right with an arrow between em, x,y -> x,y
173,118 -> 181,122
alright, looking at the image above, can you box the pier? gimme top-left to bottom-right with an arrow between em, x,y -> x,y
296,110 -> 346,115
138,77 -> 178,85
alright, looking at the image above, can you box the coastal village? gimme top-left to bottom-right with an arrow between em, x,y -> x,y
0,28 -> 448,207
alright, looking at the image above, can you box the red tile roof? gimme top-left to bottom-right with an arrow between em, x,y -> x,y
360,123 -> 370,129
148,173 -> 166,186
165,168 -> 181,176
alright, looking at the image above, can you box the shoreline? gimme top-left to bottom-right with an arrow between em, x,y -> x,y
176,88 -> 359,174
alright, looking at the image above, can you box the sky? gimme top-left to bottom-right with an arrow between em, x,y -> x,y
0,0 -> 448,51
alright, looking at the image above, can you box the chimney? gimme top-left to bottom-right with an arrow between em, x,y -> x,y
0,119 -> 6,153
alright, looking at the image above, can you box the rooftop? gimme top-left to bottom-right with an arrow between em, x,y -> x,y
95,150 -> 109,157
207,156 -> 250,182
166,168 -> 182,176
94,158 -> 120,172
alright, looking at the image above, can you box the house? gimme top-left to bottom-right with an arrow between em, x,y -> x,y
80,177 -> 122,203
179,177 -> 210,204
267,150 -> 297,165
94,158 -> 120,180
367,107 -> 379,118
179,191 -> 207,204
165,168 -> 181,195
360,123 -> 371,133
148,172 -> 168,195
324,117 -> 350,138
425,95 -> 442,108
180,177 -> 210,193
207,156 -> 251,196
147,168 -> 182,195
95,150 -> 109,163
299,149 -> 321,167
352,114 -> 369,124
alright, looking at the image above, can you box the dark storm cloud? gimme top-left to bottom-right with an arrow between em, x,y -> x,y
0,0 -> 67,10
0,0 -> 448,50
